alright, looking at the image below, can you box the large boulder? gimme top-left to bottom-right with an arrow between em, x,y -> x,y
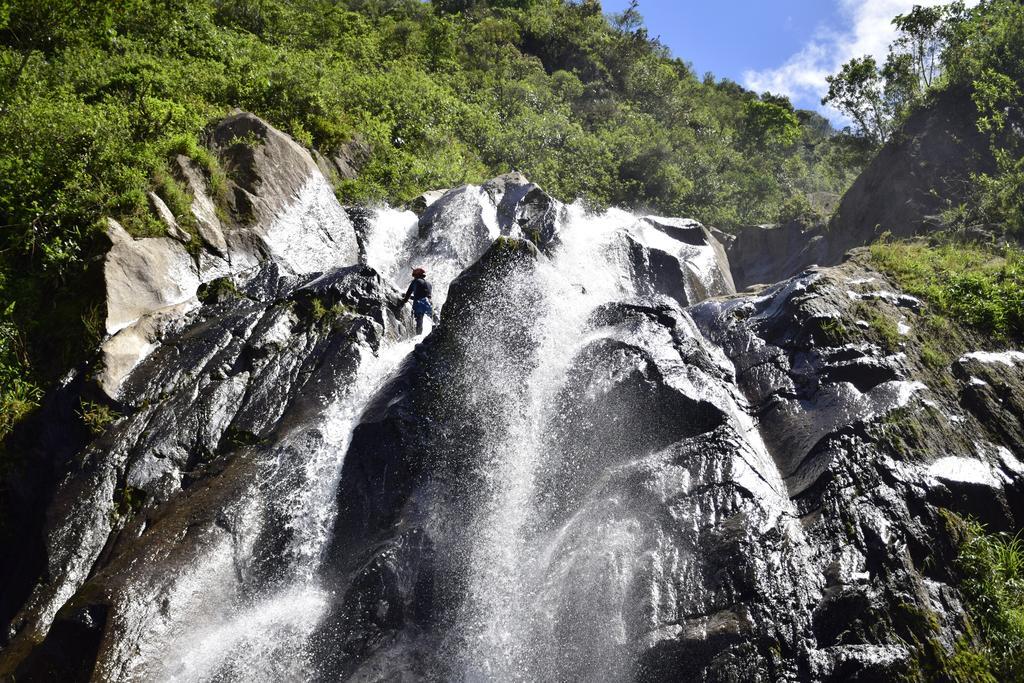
102,219 -> 199,336
97,112 -> 361,399
210,111 -> 359,273
625,216 -> 735,304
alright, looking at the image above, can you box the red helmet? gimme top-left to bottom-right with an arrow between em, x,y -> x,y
412,267 -> 426,278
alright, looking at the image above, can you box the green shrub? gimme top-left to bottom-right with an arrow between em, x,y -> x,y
941,512 -> 1024,682
870,240 -> 1024,340
78,400 -> 119,437
0,379 -> 41,442
776,192 -> 820,225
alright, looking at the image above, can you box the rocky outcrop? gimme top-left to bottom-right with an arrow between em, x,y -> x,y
209,110 -> 360,272
97,112 -> 361,399
303,252 -> 1021,681
172,154 -> 228,256
625,216 -> 735,304
3,261 -> 412,680
725,86 -> 996,290
314,136 -> 372,183
721,221 -> 828,290
830,87 -> 994,247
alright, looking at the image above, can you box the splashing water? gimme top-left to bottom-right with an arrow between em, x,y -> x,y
453,204 -> 660,680
114,195 -> 737,681
121,336 -> 419,682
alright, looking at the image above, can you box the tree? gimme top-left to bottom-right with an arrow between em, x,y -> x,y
892,4 -> 945,89
880,51 -> 919,124
892,2 -> 966,90
822,56 -> 891,145
742,97 -> 800,149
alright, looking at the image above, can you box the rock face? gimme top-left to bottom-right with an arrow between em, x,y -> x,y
722,221 -> 829,290
830,87 -> 994,247
98,112 -> 361,399
625,216 -> 736,304
4,261 -> 412,681
725,86 -> 996,290
3,119 -> 1023,682
297,249 -> 1024,681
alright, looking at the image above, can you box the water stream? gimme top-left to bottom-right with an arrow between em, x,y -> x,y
123,197 -> 728,681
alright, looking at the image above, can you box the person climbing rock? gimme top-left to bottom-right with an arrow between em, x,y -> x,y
402,267 -> 435,335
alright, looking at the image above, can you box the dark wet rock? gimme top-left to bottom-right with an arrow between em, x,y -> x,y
0,262 -> 410,678
820,357 -> 903,392
297,251 -> 1024,681
309,237 -> 546,677
953,352 -> 1024,449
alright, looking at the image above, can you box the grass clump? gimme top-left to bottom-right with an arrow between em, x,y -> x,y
112,486 -> 147,521
815,316 -> 851,346
870,240 -> 1024,340
0,379 -> 41,442
851,301 -> 902,352
873,405 -> 928,460
78,400 -> 119,437
938,511 -> 1024,682
921,342 -> 950,370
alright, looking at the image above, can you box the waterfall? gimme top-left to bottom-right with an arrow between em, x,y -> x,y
107,209 -> 435,681
32,187 -> 778,682
121,338 -> 419,682
453,205 -> 642,680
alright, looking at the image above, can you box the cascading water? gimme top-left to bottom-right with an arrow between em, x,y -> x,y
87,183 -> 765,683
453,205 -> 642,680
13,171 -> 799,682
123,338 -> 420,682
104,208 -> 434,681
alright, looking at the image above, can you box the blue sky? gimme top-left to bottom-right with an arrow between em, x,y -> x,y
601,0 -> 976,122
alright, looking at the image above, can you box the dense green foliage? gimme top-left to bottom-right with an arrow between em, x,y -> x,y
825,0 -> 1024,232
869,239 -> 1024,340
939,512 -> 1024,682
0,0 -> 867,440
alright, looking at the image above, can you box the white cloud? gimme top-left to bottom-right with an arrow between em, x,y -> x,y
743,0 -> 978,122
